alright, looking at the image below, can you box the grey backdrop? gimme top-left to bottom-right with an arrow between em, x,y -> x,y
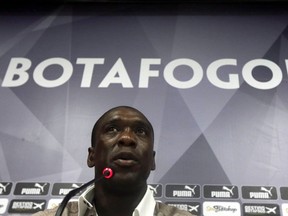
0,4 -> 288,215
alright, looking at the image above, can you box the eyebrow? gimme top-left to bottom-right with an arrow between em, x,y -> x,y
104,118 -> 151,128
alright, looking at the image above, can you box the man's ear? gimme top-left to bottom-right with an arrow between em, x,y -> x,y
151,151 -> 156,171
87,147 -> 96,167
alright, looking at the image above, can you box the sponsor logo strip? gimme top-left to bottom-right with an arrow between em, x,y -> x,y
166,201 -> 201,216
242,186 -> 277,200
148,184 -> 163,198
165,184 -> 200,198
282,203 -> 288,216
280,187 -> 288,200
204,185 -> 239,199
0,182 -> 13,195
14,182 -> 50,196
0,198 -> 9,214
8,199 -> 46,214
52,183 -> 82,196
203,201 -> 241,216
243,203 -> 280,216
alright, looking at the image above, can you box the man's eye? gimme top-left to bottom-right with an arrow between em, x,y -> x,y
107,126 -> 119,132
136,128 -> 146,135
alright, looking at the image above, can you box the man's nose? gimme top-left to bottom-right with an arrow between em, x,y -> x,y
117,128 -> 136,147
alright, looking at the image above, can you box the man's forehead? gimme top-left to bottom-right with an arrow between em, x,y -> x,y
100,108 -> 149,125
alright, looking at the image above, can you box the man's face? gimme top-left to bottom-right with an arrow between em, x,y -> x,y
88,107 -> 156,188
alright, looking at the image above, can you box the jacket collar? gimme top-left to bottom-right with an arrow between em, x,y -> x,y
78,185 -> 156,216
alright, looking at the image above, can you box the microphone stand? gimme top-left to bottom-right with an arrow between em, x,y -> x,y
55,168 -> 113,216
55,178 -> 98,216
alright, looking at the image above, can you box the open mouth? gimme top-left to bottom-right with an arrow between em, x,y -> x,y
112,152 -> 139,167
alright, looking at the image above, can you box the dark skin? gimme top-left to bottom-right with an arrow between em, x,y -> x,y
87,106 -> 156,216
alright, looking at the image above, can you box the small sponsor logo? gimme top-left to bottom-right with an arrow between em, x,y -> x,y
203,201 -> 241,216
14,182 -> 49,195
0,182 -> 13,195
165,184 -> 200,198
0,198 -> 9,214
282,203 -> 288,216
243,203 -> 280,216
52,183 -> 82,196
166,201 -> 201,215
47,198 -> 77,210
47,198 -> 63,209
204,185 -> 238,199
149,184 -> 162,198
280,187 -> 288,200
242,186 -> 277,200
8,199 -> 46,214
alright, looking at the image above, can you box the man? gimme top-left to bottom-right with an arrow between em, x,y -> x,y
33,106 -> 192,216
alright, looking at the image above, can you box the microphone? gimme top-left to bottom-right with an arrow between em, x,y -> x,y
55,167 -> 113,216
102,168 -> 113,179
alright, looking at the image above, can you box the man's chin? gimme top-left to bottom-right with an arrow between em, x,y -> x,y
111,172 -> 138,184
103,174 -> 146,193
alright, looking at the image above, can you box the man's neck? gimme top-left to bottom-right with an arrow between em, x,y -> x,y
93,184 -> 147,216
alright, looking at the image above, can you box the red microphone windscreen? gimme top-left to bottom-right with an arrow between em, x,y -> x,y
102,168 -> 113,179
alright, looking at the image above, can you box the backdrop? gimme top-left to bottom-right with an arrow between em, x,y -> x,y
0,3 -> 288,216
